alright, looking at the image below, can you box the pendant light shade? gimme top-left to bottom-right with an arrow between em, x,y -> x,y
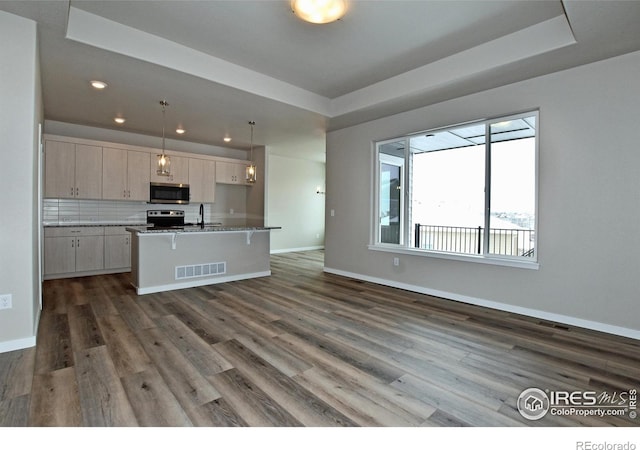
157,100 -> 171,176
246,121 -> 257,184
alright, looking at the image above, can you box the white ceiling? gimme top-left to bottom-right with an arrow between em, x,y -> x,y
2,0 -> 640,163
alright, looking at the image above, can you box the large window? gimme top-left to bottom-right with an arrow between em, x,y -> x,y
374,111 -> 537,264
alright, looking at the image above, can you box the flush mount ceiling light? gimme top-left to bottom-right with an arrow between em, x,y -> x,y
114,117 -> 125,124
224,136 -> 232,143
176,127 -> 186,135
246,121 -> 257,184
291,0 -> 347,24
90,80 -> 108,90
157,100 -> 171,176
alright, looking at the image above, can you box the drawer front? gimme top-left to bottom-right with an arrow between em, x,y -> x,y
104,226 -> 131,236
44,226 -> 105,237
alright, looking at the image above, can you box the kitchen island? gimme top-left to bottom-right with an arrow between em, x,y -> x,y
125,225 -> 280,294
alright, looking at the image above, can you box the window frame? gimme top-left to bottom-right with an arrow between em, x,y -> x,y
378,151 -> 406,246
370,110 -> 540,270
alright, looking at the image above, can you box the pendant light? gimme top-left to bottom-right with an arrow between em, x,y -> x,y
246,121 -> 257,184
156,100 -> 171,176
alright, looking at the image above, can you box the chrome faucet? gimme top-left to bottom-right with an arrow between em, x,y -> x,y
198,203 -> 204,228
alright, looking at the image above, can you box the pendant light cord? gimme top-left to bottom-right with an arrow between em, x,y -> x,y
249,120 -> 255,161
161,100 -> 169,157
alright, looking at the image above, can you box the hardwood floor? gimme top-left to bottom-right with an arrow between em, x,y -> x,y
1,250 -> 639,427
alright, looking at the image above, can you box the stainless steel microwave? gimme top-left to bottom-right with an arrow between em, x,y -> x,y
149,182 -> 190,204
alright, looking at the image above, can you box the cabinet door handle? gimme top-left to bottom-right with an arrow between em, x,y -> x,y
71,238 -> 75,248
76,238 -> 79,247
76,187 -> 79,197
70,187 -> 74,196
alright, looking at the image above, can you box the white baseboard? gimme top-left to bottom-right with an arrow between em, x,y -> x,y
0,336 -> 36,353
0,308 -> 41,354
44,267 -> 130,280
323,266 -> 640,341
271,245 -> 324,254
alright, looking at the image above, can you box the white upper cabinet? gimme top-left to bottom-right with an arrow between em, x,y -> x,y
150,154 -> 189,185
127,151 -> 151,201
45,140 -> 103,199
102,147 -> 127,200
216,161 -> 250,185
189,158 -> 216,203
44,136 -> 253,203
102,147 -> 150,201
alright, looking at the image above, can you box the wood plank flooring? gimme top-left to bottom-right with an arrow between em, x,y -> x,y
1,250 -> 639,427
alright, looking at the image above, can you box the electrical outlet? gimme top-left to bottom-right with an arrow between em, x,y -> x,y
393,257 -> 400,267
0,294 -> 12,310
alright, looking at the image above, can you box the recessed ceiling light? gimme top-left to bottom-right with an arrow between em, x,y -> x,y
114,117 -> 125,124
90,80 -> 108,90
223,137 -> 232,142
176,128 -> 186,135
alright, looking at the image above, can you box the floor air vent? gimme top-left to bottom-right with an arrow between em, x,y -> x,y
175,262 -> 226,280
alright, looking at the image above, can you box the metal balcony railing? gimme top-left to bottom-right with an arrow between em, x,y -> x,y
414,223 -> 535,258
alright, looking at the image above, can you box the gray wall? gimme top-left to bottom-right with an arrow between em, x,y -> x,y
267,153 -> 325,253
246,146 -> 266,227
0,11 -> 42,351
325,50 -> 640,338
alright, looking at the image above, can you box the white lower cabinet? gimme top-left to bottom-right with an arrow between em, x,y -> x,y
75,235 -> 105,272
44,236 -> 77,275
104,227 -> 131,270
44,227 -> 105,276
44,226 -> 132,279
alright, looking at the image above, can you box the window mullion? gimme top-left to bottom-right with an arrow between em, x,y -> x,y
483,122 -> 491,255
404,137 -> 411,248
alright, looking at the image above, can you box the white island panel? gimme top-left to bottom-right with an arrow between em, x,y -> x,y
128,228 -> 273,294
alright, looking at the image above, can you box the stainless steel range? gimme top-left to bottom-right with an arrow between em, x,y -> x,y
146,210 -> 185,228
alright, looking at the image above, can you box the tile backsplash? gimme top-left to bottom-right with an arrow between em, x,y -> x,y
43,199 -> 215,226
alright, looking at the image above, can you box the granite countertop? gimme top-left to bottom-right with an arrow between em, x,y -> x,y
126,225 -> 281,234
44,223 -> 147,227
